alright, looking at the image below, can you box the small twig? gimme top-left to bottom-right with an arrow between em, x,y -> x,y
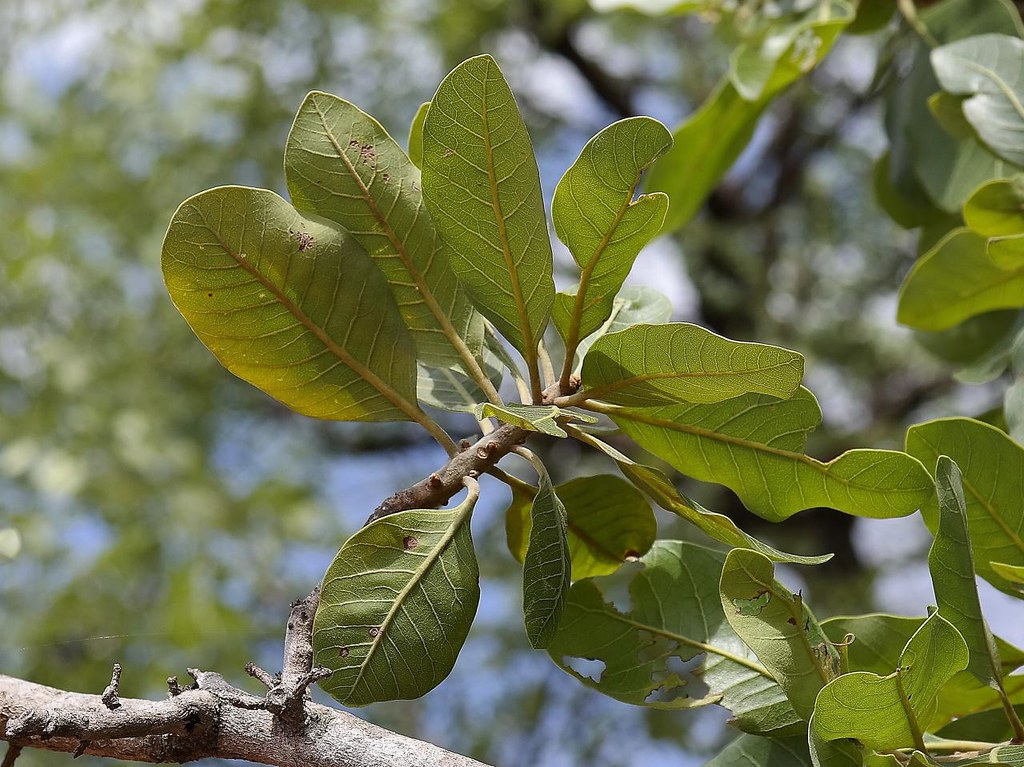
244,664 -> 278,690
1,744 -> 22,767
101,664 -> 122,710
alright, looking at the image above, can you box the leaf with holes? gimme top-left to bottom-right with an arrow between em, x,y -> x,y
579,322 -> 803,406
907,417 -> 1024,595
312,482 -> 480,706
605,387 -> 932,521
551,117 -> 671,360
813,612 -> 969,751
547,541 -> 801,734
932,34 -> 1024,167
421,55 -> 554,376
721,549 -> 840,722
522,469 -> 571,649
506,474 -> 656,580
161,186 -> 422,423
285,92 -> 483,372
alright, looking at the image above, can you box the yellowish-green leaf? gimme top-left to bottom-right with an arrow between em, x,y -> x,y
161,186 -> 421,423
898,229 -> 1024,331
285,92 -> 482,370
551,117 -> 671,356
474,402 -> 594,437
603,387 -> 932,521
580,322 -> 803,406
963,176 -> 1024,237
506,474 -> 656,580
421,55 -> 554,373
407,101 -> 429,170
569,285 -> 673,372
313,481 -> 480,705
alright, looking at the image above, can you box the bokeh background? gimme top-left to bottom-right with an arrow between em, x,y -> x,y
2,1 -> 1020,765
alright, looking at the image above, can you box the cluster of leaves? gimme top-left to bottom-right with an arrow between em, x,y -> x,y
159,1 -> 1024,764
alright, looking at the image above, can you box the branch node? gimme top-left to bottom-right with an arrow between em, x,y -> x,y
166,676 -> 182,697
101,663 -> 122,710
427,472 -> 443,488
458,438 -> 472,451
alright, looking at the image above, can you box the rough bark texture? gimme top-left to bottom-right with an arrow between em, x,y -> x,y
0,674 -> 487,766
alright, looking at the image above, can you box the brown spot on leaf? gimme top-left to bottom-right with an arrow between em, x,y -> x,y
339,647 -> 349,658
369,627 -> 380,637
442,148 -> 454,158
787,617 -> 797,625
403,536 -> 419,550
360,143 -> 376,165
294,231 -> 315,252
207,292 -> 214,298
382,173 -> 390,184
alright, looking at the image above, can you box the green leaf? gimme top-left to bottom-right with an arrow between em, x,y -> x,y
313,481 -> 480,705
473,402 -> 595,437
506,474 -> 657,580
605,387 -> 933,521
928,92 -> 977,141
813,612 -> 969,751
580,322 -> 803,406
570,285 -> 673,372
285,92 -> 482,370
963,176 -> 1024,237
929,745 -> 1024,766
906,417 -> 1024,595
721,550 -> 839,722
932,34 -> 1024,168
522,467 -> 571,649
616,460 -> 831,565
872,151 -> 949,230
161,186 -> 422,423
808,713 -> 863,767
551,117 -> 671,356
897,229 -> 1024,331
989,234 -> 1024,267
647,6 -> 851,233
547,541 -> 801,733
705,734 -> 815,767
929,456 -> 1004,687
729,1 -> 855,102
421,54 -> 555,371
407,101 -> 429,170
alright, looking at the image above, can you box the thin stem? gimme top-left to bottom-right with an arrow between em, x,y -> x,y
553,389 -> 591,408
997,684 -> 1024,742
413,411 -> 459,456
537,340 -> 557,391
918,740 -> 1000,753
528,357 -> 544,404
897,0 -> 939,48
2,745 -> 22,767
894,669 -> 927,753
487,466 -> 537,497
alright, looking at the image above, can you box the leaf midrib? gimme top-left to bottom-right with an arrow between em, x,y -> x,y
309,96 -> 496,401
479,59 -> 537,370
198,210 -> 423,423
611,406 -> 923,496
584,358 -> 800,402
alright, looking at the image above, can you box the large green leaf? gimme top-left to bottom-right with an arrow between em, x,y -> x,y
602,387 -> 932,521
522,467 -> 571,649
932,34 -> 1024,168
721,549 -> 840,722
579,322 -> 803,406
813,612 -> 969,751
897,229 -> 1024,331
929,457 -> 1004,688
551,117 -> 671,357
161,186 -> 422,424
705,734 -> 814,767
313,481 -> 480,706
420,55 -> 554,374
285,92 -> 483,371
506,474 -> 657,580
906,417 -> 1024,595
569,285 -> 673,372
647,5 -> 851,232
547,541 -> 801,733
